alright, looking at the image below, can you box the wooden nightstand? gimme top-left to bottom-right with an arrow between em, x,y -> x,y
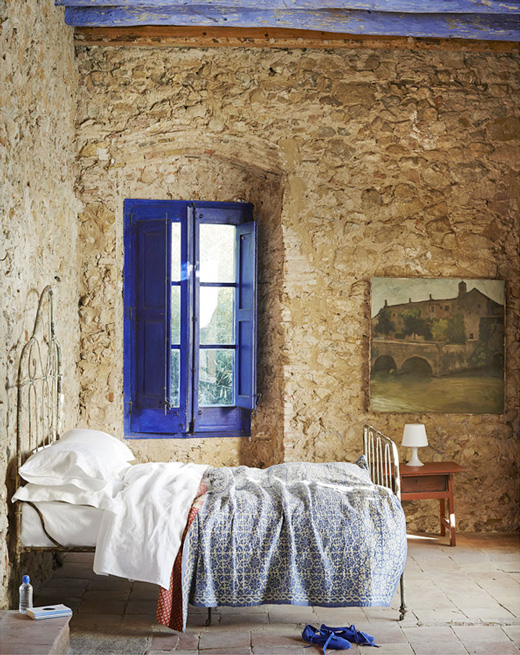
400,461 -> 465,546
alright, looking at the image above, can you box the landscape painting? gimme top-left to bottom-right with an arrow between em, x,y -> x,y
370,278 -> 505,414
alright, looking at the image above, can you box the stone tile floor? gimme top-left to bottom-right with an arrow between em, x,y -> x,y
23,532 -> 520,654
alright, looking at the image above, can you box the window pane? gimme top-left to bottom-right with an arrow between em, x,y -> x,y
199,224 -> 236,283
171,222 -> 181,282
200,287 -> 234,345
171,285 -> 180,345
199,349 -> 234,406
170,349 -> 180,407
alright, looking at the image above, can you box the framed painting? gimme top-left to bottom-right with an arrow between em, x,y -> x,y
370,278 -> 505,414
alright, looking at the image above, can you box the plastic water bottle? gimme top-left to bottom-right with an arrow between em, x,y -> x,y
19,575 -> 33,614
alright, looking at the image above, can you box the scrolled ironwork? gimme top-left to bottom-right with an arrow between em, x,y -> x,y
363,424 -> 406,621
15,286 -> 63,557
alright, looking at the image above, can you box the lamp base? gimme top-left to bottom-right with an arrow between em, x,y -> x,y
407,448 -> 424,467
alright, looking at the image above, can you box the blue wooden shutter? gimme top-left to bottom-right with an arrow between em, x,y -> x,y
236,220 -> 258,411
124,200 -> 189,437
135,218 -> 168,409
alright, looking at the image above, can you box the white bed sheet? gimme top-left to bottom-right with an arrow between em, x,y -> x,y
20,501 -> 102,547
94,462 -> 207,589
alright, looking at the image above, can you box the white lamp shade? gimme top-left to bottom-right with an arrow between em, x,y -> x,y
402,424 -> 428,448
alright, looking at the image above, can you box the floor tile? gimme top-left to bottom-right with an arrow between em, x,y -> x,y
149,631 -> 180,651
462,642 -> 520,654
402,625 -> 458,642
199,630 -> 251,649
370,644 -> 414,654
218,613 -> 270,626
252,648 -> 306,654
504,625 -> 520,645
198,650 -> 251,655
313,607 -> 367,625
408,640 -> 467,655
82,588 -> 130,602
412,609 -> 468,624
126,599 -> 158,615
69,612 -> 123,627
1,644 -> 66,655
251,631 -> 303,649
459,605 -> 516,621
76,599 -> 127,614
453,625 -> 513,642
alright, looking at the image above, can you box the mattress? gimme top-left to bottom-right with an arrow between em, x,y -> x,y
20,501 -> 103,547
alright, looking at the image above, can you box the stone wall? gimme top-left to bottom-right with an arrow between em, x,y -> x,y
75,44 -> 519,533
0,1 -> 79,608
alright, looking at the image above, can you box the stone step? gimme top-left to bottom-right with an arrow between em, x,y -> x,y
0,610 -> 70,655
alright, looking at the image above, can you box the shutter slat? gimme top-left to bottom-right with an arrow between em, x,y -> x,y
236,220 -> 258,411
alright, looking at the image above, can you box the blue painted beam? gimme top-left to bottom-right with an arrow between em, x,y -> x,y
56,0 -> 520,14
63,7 -> 520,41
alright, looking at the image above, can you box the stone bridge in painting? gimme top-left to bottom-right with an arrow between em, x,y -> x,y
371,338 -> 478,377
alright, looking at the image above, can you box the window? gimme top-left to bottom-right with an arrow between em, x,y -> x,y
123,200 -> 257,438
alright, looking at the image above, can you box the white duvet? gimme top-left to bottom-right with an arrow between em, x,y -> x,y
93,462 -> 207,590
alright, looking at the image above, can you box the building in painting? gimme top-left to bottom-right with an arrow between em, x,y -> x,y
375,281 -> 504,347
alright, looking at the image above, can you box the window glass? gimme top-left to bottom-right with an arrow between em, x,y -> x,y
200,287 -> 234,345
171,286 -> 181,344
199,349 -> 234,406
199,224 -> 236,283
170,349 -> 180,407
171,222 -> 181,282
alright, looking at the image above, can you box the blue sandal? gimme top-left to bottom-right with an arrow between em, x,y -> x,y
302,625 -> 351,653
320,624 -> 379,647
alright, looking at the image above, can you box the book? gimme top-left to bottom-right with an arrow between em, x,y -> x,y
26,604 -> 72,620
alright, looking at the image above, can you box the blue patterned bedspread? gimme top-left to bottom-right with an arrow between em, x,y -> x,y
181,459 -> 406,622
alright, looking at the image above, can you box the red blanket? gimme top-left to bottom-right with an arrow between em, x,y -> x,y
156,478 -> 207,631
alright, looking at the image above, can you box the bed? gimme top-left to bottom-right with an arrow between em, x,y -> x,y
11,286 -> 408,627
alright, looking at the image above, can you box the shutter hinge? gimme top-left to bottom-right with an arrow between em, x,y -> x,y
252,393 -> 261,417
164,397 -> 171,415
125,307 -> 136,320
125,401 -> 133,415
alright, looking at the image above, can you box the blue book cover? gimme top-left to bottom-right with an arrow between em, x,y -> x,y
26,604 -> 72,620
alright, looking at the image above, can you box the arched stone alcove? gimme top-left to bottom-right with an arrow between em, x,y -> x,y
78,150 -> 286,468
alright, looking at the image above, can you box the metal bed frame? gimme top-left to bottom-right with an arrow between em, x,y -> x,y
12,287 -> 406,619
13,286 -> 94,562
363,424 -> 407,621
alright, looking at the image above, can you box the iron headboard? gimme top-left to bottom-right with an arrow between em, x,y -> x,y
363,424 -> 401,500
14,286 -> 63,556
16,286 -> 62,465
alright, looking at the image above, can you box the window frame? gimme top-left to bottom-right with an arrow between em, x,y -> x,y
123,199 -> 257,440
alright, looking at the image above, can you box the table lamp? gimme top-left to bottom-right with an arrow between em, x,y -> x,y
402,424 -> 428,467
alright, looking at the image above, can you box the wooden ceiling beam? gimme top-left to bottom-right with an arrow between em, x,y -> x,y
58,0 -> 520,12
74,25 -> 520,52
64,7 -> 520,41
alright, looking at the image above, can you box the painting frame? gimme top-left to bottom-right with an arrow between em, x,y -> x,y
369,277 -> 505,414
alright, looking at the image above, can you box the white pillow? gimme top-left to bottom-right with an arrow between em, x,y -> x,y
19,429 -> 134,491
12,479 -> 125,509
60,429 -> 135,462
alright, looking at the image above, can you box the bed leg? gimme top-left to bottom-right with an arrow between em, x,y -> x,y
53,552 -> 64,568
399,573 -> 407,621
206,607 -> 212,626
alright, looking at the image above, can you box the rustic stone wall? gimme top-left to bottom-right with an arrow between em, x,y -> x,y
75,44 -> 519,533
0,1 -> 79,608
